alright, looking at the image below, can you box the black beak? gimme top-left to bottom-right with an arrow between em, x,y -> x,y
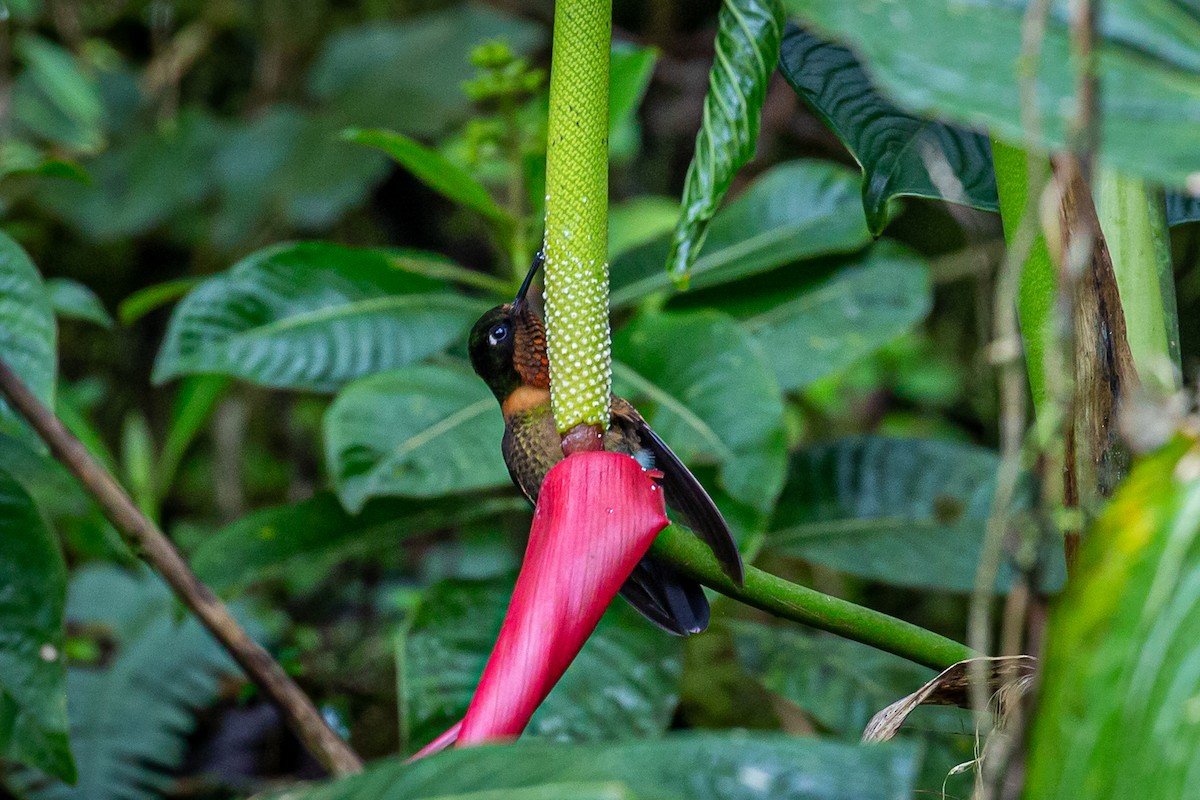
512,250 -> 544,313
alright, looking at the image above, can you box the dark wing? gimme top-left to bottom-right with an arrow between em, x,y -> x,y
620,556 -> 710,635
612,399 -> 745,585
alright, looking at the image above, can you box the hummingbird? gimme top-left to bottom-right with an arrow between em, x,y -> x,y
468,253 -> 744,635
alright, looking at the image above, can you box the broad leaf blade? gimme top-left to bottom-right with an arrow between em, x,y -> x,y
1026,436 -> 1200,800
778,24 -> 998,234
193,492 -> 523,595
324,364 -> 509,511
783,0 -> 1200,186
266,735 -> 920,800
153,242 -> 485,391
345,128 -> 508,221
765,436 -> 1059,592
0,231 -> 56,440
45,278 -> 112,329
612,160 -> 869,306
741,242 -> 931,391
667,0 -> 786,284
0,467 -> 73,782
613,311 -> 786,513
402,577 -> 682,752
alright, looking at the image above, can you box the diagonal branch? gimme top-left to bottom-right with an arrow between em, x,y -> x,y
0,358 -> 363,777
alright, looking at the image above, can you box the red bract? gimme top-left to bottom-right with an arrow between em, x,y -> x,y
411,451 -> 669,757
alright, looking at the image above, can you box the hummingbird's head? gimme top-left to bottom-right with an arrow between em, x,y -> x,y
468,253 -> 549,403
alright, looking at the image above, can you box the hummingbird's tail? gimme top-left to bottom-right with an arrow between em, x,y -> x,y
620,555 -> 710,635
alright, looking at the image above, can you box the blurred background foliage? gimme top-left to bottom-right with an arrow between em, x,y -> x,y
3,0 -> 1198,798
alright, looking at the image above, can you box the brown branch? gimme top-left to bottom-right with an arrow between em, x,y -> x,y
0,358 -> 363,777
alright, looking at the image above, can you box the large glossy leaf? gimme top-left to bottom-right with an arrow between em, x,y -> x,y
193,492 -> 523,595
611,160 -> 869,307
765,436 -> 1058,592
344,129 -> 507,221
271,735 -> 919,800
740,242 -> 931,391
0,467 -> 73,782
153,242 -> 484,391
731,621 -> 974,794
401,576 -> 682,752
783,0 -> 1200,186
1026,436 -> 1200,799
0,231 -> 56,439
667,0 -> 786,284
309,6 -> 542,139
778,24 -> 997,235
325,364 -> 509,512
613,311 -> 786,513
45,278 -> 112,329
8,566 -> 255,800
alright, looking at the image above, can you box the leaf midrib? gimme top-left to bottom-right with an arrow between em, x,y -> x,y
229,293 -> 479,342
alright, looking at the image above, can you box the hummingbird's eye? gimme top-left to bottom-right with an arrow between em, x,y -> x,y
488,323 -> 510,346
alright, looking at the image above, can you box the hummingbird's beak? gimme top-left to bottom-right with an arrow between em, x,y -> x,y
511,250 -> 544,313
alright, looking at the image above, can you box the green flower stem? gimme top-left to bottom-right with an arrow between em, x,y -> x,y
992,138 -> 1057,418
1094,168 -> 1181,388
543,0 -> 613,435
652,525 -> 976,671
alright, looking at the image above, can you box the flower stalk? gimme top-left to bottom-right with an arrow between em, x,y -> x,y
542,0 -> 613,445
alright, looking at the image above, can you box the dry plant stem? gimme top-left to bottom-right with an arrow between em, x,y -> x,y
0,358 -> 363,777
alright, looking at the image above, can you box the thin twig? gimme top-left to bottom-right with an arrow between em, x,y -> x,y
0,358 -> 363,777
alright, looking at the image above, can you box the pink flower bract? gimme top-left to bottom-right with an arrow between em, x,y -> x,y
411,451 -> 669,756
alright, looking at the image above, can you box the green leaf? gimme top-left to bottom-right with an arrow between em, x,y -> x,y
0,467 -> 74,782
210,106 -> 390,245
344,128 -> 508,221
0,434 -> 128,563
156,376 -> 230,501
740,242 -> 931,391
45,278 -> 112,329
7,566 -> 256,800
119,412 -> 155,519
401,576 -> 682,752
153,242 -> 485,391
608,197 -> 679,261
613,311 -> 786,513
783,0 -> 1200,186
12,35 -> 103,153
668,0 -> 786,284
611,160 -> 870,307
778,24 -> 998,235
0,230 -> 56,440
35,110 -> 221,241
263,734 -> 920,800
117,277 -> 200,326
609,42 -> 658,163
765,436 -> 1058,592
193,492 -> 523,595
309,6 -> 543,139
731,620 -> 975,794
731,620 -> 932,734
325,363 -> 508,512
1025,436 -> 1200,800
